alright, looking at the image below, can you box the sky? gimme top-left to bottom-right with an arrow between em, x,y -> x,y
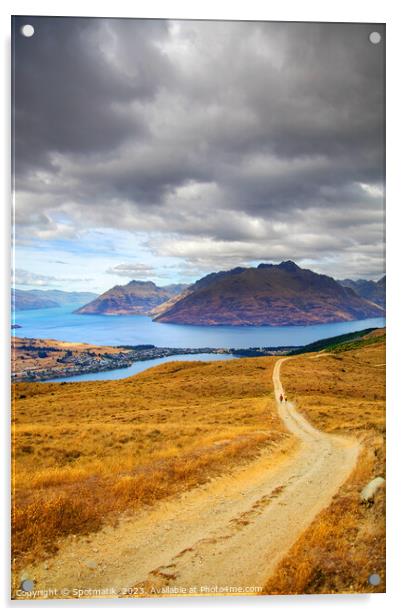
12,17 -> 385,293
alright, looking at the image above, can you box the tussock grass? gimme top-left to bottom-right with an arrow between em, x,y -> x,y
12,356 -> 285,567
263,339 -> 386,594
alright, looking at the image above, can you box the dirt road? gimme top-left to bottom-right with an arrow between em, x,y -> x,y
25,358 -> 360,597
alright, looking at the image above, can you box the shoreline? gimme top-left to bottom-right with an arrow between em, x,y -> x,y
12,336 -> 300,383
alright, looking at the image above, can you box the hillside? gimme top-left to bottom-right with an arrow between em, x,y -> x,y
153,261 -> 384,326
339,276 -> 385,308
288,327 -> 385,355
12,289 -> 97,311
12,355 -> 284,572
12,338 -> 385,596
12,290 -> 58,311
263,336 -> 385,594
75,280 -> 187,315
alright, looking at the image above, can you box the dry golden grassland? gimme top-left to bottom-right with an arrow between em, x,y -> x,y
12,356 -> 288,570
263,335 -> 386,594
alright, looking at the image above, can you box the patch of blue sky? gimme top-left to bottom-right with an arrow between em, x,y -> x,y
13,228 -> 191,293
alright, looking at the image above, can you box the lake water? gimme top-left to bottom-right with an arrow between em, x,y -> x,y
13,304 -> 385,349
48,352 -> 237,382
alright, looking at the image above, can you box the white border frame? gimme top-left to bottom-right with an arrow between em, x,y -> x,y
2,1 -> 401,614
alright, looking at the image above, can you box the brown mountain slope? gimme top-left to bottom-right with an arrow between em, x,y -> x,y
338,276 -> 385,309
12,289 -> 58,311
75,281 -> 187,316
153,261 -> 384,326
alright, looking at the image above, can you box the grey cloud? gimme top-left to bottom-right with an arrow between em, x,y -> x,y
13,18 -> 385,280
106,263 -> 156,278
13,268 -> 91,287
13,16 -> 172,175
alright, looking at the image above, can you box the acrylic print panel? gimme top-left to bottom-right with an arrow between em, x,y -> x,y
11,16 -> 385,600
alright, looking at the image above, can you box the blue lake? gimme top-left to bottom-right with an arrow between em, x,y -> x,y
13,304 -> 385,349
48,353 -> 237,382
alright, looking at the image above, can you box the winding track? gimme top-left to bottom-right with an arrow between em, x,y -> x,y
27,357 -> 360,596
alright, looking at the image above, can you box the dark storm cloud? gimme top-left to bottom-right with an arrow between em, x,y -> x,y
13,16 -> 172,172
13,18 -> 385,279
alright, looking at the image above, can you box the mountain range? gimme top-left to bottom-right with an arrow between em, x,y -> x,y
12,289 -> 97,311
338,277 -> 385,308
152,261 -> 384,326
74,261 -> 385,326
75,281 -> 188,315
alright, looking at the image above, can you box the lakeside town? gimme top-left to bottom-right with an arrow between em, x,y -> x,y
11,336 -> 299,382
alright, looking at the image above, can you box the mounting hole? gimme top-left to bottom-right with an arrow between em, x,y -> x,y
369,31 -> 381,45
368,573 -> 381,586
21,579 -> 34,592
21,24 -> 35,38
